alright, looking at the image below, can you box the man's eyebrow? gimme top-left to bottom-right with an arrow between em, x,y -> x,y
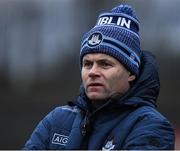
82,58 -> 91,62
99,58 -> 110,61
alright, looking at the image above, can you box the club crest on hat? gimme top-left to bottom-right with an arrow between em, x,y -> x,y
87,32 -> 103,47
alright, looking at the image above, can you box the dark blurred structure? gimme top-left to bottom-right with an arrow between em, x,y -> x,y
0,0 -> 179,149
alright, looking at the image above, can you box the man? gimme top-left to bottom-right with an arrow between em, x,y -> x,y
23,4 -> 175,150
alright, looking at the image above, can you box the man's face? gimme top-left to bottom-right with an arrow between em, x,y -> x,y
81,53 -> 136,102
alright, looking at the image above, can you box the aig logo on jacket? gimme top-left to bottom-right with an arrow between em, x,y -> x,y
52,133 -> 69,146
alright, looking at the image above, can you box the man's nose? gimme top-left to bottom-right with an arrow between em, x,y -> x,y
88,64 -> 100,78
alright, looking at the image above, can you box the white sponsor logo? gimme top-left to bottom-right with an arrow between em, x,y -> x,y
52,133 -> 69,146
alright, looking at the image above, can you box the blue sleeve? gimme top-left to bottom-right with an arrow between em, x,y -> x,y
123,115 -> 175,150
23,110 -> 54,150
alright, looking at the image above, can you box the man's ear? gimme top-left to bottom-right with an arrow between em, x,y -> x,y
128,74 -> 136,82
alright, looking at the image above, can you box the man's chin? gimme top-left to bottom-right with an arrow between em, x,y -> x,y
87,95 -> 109,108
87,93 -> 107,102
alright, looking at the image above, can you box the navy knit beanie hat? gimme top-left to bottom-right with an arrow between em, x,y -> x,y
80,4 -> 141,76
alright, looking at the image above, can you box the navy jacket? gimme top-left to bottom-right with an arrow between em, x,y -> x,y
23,51 -> 175,150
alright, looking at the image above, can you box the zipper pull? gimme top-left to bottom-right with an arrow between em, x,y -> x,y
81,111 -> 89,136
81,123 -> 86,136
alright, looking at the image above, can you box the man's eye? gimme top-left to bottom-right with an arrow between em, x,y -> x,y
101,62 -> 112,68
83,62 -> 92,68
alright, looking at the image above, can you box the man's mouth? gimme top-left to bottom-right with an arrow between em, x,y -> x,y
87,83 -> 104,88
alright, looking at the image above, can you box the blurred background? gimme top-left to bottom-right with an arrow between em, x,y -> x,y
0,0 -> 180,149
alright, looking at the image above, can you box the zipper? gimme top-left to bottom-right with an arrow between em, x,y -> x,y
81,111 -> 90,136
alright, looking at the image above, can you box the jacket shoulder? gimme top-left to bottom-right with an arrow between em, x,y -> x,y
123,106 -> 175,149
23,105 -> 80,150
133,106 -> 172,124
46,105 -> 80,127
